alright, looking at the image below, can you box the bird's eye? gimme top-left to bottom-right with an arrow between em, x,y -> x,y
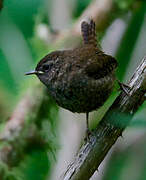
42,63 -> 53,72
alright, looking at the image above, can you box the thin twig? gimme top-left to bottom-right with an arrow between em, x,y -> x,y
62,57 -> 146,180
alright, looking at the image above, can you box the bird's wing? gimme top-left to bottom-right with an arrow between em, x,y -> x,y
85,53 -> 118,79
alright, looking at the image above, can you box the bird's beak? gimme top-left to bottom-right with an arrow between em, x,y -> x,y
25,70 -> 44,75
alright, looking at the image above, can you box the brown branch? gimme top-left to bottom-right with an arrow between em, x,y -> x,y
62,57 -> 146,180
0,84 -> 44,141
0,84 -> 46,164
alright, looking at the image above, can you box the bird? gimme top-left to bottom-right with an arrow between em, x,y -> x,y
25,19 -> 118,138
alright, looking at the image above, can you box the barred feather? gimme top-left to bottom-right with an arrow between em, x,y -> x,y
81,19 -> 97,47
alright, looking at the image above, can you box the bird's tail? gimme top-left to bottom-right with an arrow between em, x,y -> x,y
81,19 -> 97,47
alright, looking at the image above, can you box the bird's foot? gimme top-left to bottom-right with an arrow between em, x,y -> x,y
118,81 -> 131,96
84,128 -> 92,142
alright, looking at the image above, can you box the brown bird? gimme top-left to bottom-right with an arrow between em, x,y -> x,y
26,19 -> 118,137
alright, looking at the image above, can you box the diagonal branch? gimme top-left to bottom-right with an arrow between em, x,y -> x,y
62,57 -> 146,180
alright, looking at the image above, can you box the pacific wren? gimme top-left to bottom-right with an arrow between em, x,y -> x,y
26,19 -> 118,135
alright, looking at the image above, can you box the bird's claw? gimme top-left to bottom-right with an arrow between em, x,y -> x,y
118,81 -> 131,96
84,129 -> 92,141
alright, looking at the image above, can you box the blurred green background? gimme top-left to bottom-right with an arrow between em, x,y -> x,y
0,0 -> 146,180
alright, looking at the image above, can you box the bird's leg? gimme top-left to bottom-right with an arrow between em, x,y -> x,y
118,80 -> 131,96
85,112 -> 91,140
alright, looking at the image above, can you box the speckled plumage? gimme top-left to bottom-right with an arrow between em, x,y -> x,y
35,20 -> 118,114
